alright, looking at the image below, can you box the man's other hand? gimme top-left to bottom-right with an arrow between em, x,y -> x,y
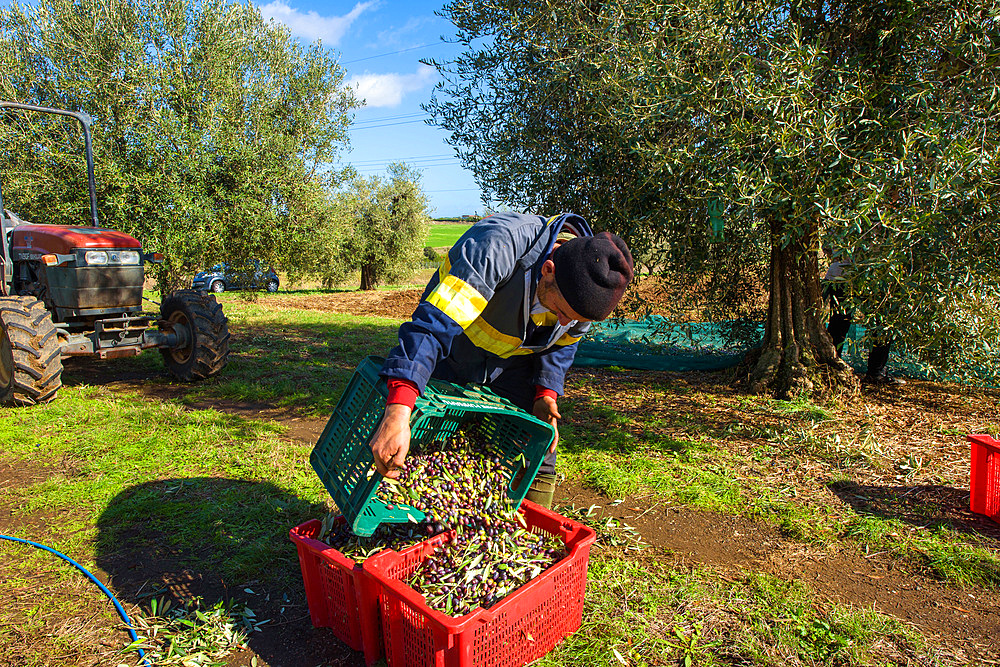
370,403 -> 412,478
532,395 -> 561,454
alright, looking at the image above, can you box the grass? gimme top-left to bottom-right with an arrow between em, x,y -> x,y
202,300 -> 398,415
0,553 -> 128,667
98,292 -> 404,417
0,383 -> 332,665
1,387 -> 327,571
538,516 -> 955,667
425,221 -> 472,247
559,372 -> 1000,587
1,289 -> 995,665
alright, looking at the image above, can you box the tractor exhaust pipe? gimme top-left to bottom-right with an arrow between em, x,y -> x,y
0,101 -> 101,228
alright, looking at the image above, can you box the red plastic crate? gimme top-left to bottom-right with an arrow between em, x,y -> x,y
362,500 -> 597,667
289,518 -> 385,666
968,434 -> 1000,523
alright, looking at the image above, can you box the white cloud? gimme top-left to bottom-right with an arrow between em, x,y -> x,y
259,1 -> 375,45
347,65 -> 436,108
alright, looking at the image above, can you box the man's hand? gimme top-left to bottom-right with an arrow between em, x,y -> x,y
370,403 -> 412,478
532,395 -> 561,454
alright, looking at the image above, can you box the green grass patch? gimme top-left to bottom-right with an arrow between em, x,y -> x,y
540,551 -> 953,666
561,386 -> 775,514
769,395 -> 836,421
842,514 -> 1000,587
102,295 -> 404,416
208,299 -> 401,415
0,385 -> 329,585
56,290 -> 405,417
425,222 -> 472,247
561,381 -> 1000,585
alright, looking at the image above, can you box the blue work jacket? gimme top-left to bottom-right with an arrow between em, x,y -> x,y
380,212 -> 593,396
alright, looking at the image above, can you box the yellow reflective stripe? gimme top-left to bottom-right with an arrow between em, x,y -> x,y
464,318 -> 523,358
556,333 -> 582,346
426,274 -> 488,328
438,254 -> 451,280
530,311 -> 559,326
546,214 -> 561,226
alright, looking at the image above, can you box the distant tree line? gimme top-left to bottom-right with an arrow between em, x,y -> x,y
432,215 -> 480,222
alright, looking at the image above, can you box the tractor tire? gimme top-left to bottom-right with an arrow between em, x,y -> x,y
266,279 -> 279,293
160,289 -> 230,381
0,296 -> 63,406
210,280 -> 225,293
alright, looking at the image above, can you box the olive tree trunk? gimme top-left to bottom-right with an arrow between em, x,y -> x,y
359,260 -> 378,291
737,220 -> 857,398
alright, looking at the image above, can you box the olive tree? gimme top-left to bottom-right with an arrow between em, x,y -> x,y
425,0 -> 1000,395
0,0 -> 358,293
333,163 -> 431,291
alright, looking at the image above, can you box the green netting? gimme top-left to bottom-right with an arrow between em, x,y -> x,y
574,317 -> 974,383
574,316 -> 758,372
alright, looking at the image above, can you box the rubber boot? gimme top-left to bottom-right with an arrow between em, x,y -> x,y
525,472 -> 557,509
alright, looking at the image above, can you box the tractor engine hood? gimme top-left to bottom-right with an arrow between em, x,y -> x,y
11,223 -> 142,256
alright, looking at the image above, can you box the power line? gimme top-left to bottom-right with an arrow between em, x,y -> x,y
350,153 -> 455,165
354,163 -> 461,173
353,112 -> 428,125
355,164 -> 461,173
352,119 -> 428,130
341,42 -> 444,65
353,157 -> 458,166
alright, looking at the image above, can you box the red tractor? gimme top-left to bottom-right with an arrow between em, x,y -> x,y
1,101 -> 230,406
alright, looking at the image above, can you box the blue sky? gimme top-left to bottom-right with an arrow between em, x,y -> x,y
258,0 -> 485,217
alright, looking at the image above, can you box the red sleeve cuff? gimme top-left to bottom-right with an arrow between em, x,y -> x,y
534,386 -> 558,402
387,378 -> 419,409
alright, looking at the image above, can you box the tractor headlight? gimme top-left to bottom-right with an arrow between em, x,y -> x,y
85,250 -> 109,265
83,249 -> 141,265
111,250 -> 141,265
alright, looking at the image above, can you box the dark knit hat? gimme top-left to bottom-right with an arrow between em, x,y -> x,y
552,232 -> 634,320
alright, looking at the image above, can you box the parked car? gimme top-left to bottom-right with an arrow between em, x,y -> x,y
192,261 -> 279,293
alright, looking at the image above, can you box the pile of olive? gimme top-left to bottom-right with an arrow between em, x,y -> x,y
377,428 -> 566,616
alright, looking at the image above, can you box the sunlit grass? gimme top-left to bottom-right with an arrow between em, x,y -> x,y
425,221 -> 472,247
539,550 -> 952,666
148,295 -> 404,416
0,384 -> 328,584
843,514 -> 1000,587
559,378 -> 1000,586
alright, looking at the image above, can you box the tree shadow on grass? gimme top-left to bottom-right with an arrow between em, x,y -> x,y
561,382 -> 714,459
95,477 -> 366,667
827,480 -> 1000,541
59,318 -> 401,416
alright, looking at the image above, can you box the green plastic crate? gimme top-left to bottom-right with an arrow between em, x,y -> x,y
311,356 -> 556,537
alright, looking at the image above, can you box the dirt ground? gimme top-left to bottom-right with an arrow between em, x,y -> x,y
5,284 -> 999,666
267,288 -> 425,320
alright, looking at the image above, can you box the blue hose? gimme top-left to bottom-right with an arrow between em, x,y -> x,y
0,534 -> 152,667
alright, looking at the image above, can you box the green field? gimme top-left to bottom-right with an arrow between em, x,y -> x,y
426,221 -> 472,248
